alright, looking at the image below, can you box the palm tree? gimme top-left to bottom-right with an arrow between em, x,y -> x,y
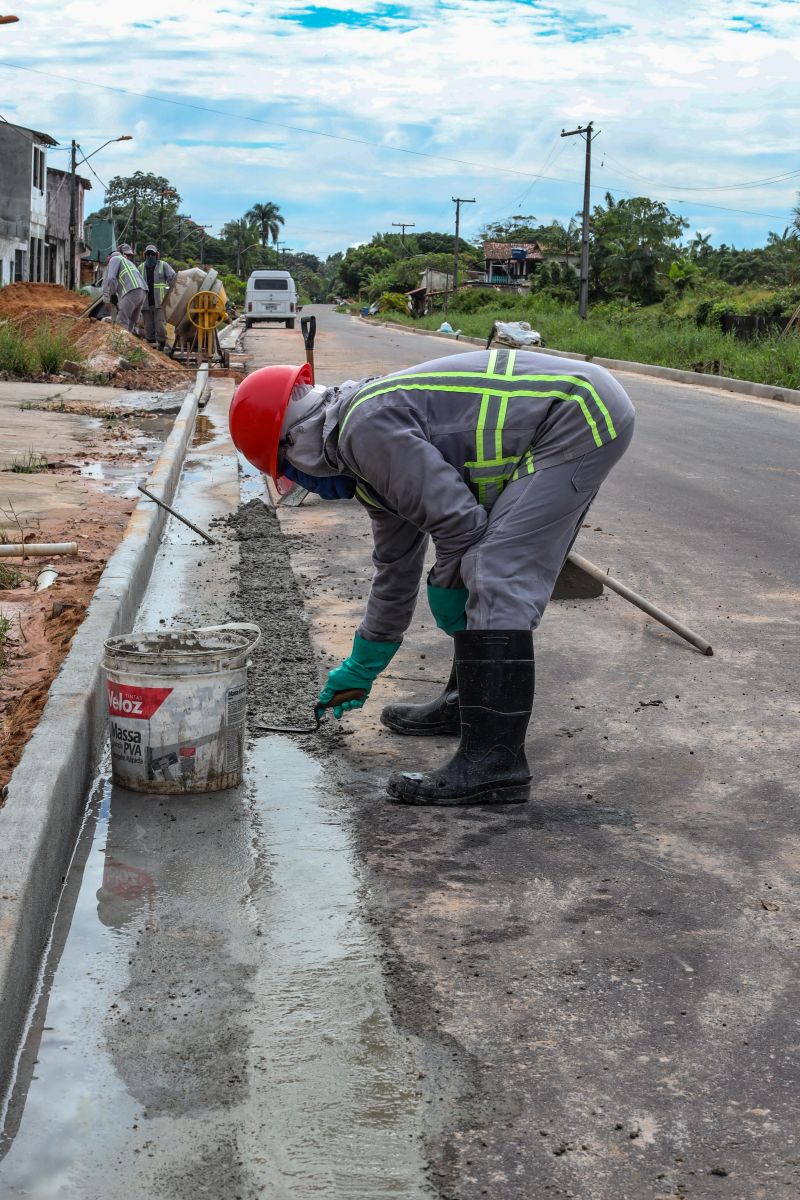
245,202 -> 285,254
689,231 -> 712,262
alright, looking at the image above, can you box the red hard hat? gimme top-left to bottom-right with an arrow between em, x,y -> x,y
228,362 -> 314,479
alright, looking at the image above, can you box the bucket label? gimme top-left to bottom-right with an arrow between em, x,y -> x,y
110,720 -> 143,761
107,681 -> 173,720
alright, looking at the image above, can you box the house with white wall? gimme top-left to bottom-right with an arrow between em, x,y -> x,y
0,120 -> 91,289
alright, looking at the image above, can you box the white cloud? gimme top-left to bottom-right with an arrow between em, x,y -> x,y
1,0 -> 798,254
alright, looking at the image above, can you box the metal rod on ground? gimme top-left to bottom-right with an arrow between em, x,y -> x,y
137,485 -> 216,545
568,551 -> 713,656
0,543 -> 78,557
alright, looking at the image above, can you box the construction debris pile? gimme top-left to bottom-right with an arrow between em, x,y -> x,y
0,283 -> 192,391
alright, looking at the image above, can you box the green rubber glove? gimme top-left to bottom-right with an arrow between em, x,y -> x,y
317,634 -> 401,719
427,584 -> 468,635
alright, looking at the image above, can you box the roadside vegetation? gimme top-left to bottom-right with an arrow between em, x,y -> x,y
383,292 -> 800,389
346,194 -> 800,390
0,321 -> 80,379
8,449 -> 50,474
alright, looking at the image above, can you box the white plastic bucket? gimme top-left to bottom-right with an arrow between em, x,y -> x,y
103,623 -> 261,795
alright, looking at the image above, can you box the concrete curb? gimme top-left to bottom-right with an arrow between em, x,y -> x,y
360,317 -> 800,407
0,368 -> 208,1097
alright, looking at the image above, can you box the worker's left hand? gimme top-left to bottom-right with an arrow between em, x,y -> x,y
317,635 -> 400,719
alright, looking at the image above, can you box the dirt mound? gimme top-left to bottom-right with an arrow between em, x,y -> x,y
0,282 -> 86,321
5,310 -> 192,391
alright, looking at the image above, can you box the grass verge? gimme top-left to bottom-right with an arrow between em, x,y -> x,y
0,319 -> 81,378
379,297 -> 800,390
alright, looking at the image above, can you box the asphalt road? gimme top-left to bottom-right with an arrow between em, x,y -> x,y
246,307 -> 800,1199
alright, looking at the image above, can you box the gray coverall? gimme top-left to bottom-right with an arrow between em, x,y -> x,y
284,349 -> 635,640
139,258 -> 176,347
102,253 -> 147,335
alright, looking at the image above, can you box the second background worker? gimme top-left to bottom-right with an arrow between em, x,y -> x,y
138,244 -> 176,351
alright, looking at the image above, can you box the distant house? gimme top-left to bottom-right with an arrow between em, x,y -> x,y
482,241 -> 544,286
0,120 -> 90,289
46,166 -> 92,286
407,266 -> 454,316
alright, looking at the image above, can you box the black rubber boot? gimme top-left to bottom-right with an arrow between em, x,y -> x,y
380,657 -> 460,736
386,630 -> 534,806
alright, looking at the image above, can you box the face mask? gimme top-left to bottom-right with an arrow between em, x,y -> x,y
145,254 -> 157,263
281,462 -> 356,500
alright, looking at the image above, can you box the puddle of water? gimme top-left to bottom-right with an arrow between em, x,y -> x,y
191,414 -> 216,447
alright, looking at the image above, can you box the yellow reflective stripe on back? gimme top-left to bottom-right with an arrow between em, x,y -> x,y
495,393 -> 508,458
342,368 -> 616,440
345,380 -> 605,447
487,348 -> 498,374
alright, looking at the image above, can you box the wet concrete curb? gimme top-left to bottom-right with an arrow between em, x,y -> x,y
0,365 -> 209,1099
360,317 -> 800,407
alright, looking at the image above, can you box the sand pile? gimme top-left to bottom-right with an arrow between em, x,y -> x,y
0,282 -> 86,321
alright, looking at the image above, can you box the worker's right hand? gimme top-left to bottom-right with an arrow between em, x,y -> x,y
317,635 -> 400,719
427,584 -> 468,635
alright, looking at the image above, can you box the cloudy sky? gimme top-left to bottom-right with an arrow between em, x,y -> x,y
2,0 -> 799,258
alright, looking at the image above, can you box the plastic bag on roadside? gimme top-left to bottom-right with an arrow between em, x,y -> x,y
492,321 -> 543,347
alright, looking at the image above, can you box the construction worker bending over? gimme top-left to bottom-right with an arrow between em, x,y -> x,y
102,245 -> 147,335
139,244 -> 176,351
230,350 -> 635,807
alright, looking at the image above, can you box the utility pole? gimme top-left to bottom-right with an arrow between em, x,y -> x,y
451,197 -> 475,292
131,188 -> 139,256
392,221 -> 415,248
68,139 -> 77,290
157,186 -> 177,247
192,224 -> 212,266
560,121 -> 598,320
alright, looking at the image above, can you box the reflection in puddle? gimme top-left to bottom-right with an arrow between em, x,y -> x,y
191,413 -> 215,447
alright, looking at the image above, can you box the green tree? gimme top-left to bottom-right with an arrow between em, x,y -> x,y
245,201 -> 285,252
590,194 -> 688,303
688,231 -> 713,263
220,219 -> 265,277
102,171 -> 182,255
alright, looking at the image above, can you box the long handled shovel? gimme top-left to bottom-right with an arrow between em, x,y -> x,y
567,551 -> 713,656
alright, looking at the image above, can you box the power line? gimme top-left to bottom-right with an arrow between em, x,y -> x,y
599,151 -> 800,193
0,60 -> 575,185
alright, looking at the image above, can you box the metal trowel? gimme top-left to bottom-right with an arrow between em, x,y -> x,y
253,688 -> 368,735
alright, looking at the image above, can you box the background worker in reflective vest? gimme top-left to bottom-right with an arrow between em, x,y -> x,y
229,350 -> 635,808
139,244 -> 176,351
102,245 -> 147,335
